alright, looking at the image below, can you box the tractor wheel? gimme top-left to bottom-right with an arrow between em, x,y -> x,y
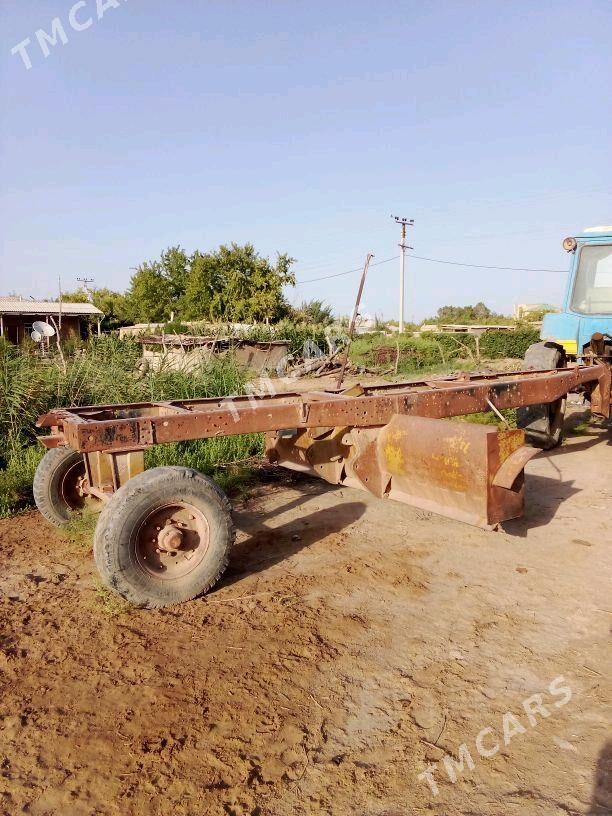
33,447 -> 100,527
93,466 -> 234,608
517,342 -> 566,449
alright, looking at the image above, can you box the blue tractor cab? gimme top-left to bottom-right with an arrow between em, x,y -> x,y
517,226 -> 612,448
541,226 -> 612,358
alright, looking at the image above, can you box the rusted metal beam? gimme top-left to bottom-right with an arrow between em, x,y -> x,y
36,365 -> 607,454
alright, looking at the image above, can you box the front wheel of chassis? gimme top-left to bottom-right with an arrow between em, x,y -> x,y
33,447 -> 101,527
93,466 -> 234,608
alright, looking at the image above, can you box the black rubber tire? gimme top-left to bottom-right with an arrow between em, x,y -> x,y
33,447 -> 88,527
93,466 -> 234,608
517,342 -> 566,450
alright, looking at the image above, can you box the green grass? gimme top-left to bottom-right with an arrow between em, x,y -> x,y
91,578 -> 132,617
350,332 -> 476,376
60,512 -> 98,552
144,434 -> 265,493
0,446 -> 44,518
565,421 -> 592,437
455,408 -> 518,429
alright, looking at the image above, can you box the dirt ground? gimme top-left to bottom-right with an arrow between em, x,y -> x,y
0,400 -> 610,816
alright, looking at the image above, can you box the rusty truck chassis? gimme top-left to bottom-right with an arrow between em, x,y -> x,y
37,362 -> 611,531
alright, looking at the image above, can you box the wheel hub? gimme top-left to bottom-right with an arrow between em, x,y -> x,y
75,474 -> 90,498
156,521 -> 184,553
61,461 -> 99,511
134,503 -> 210,580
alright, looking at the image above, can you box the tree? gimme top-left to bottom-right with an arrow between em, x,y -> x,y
91,288 -> 132,330
61,287 -> 131,331
182,251 -> 225,322
124,246 -> 191,323
125,261 -> 172,323
429,303 -> 506,325
294,299 -> 334,326
161,246 -> 190,311
182,243 -> 295,323
66,242 -> 296,329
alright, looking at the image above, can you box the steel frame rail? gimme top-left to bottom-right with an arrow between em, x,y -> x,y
37,365 -> 609,454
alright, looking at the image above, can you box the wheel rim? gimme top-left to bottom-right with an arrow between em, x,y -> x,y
133,502 -> 210,580
60,460 -> 99,513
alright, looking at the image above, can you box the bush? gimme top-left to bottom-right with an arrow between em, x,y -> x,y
350,332 -> 475,375
160,321 -> 191,335
350,328 -> 541,375
479,328 -> 540,359
292,300 -> 334,326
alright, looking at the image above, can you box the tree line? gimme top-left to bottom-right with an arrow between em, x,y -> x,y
62,241 -> 508,332
425,302 -> 510,325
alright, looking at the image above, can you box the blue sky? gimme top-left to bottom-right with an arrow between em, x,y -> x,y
1,0 -> 611,320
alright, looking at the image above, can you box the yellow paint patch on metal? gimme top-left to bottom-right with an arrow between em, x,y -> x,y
426,432 -> 472,492
382,428 -> 407,475
384,442 -> 405,474
447,433 -> 471,455
381,426 -> 474,490
497,430 -> 523,463
430,452 -> 468,492
559,340 -> 578,354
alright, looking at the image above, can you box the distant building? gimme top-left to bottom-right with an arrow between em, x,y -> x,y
354,315 -> 380,334
0,297 -> 103,344
419,323 -> 515,335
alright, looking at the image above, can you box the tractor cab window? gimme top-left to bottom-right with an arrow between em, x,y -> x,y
570,244 -> 612,314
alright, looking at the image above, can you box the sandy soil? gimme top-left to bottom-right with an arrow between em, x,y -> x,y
0,402 -> 610,816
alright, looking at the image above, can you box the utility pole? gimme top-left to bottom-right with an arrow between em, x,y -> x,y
77,277 -> 99,334
58,276 -> 63,332
336,252 -> 374,390
77,277 -> 95,302
391,216 -> 414,333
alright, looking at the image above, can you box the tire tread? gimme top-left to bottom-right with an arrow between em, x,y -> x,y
517,342 -> 566,449
33,447 -> 85,527
93,466 -> 234,608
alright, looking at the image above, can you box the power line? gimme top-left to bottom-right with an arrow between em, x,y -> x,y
294,253 -> 566,284
295,256 -> 399,283
407,253 -> 566,273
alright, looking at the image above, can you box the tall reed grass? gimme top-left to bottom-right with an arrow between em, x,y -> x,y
0,336 -> 261,517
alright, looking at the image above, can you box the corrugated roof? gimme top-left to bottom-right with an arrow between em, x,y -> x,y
0,298 -> 103,316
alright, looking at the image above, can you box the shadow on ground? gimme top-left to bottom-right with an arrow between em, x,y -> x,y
503,473 -> 581,538
225,477 -> 366,586
589,741 -> 612,813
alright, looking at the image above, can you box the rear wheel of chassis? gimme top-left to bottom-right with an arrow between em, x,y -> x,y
517,342 -> 566,450
33,447 -> 100,527
93,466 -> 234,608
